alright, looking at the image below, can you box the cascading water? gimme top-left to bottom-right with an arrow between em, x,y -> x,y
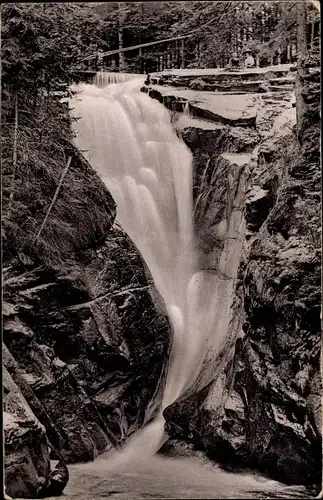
64,72 -> 311,499
94,70 -> 145,87
69,71 -> 244,458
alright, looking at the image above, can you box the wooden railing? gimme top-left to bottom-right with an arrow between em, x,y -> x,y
78,35 -> 189,74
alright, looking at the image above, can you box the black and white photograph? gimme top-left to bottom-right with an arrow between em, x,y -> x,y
2,1 -> 321,499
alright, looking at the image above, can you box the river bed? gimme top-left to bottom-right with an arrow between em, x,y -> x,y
46,452 -> 311,500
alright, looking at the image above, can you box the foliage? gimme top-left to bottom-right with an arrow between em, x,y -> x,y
257,2 -> 297,58
93,1 -> 302,70
1,0 -> 319,271
2,93 -> 116,270
174,1 -> 298,67
93,2 -> 192,71
1,3 -> 116,271
95,2 -> 188,45
1,3 -> 105,92
297,43 -> 320,161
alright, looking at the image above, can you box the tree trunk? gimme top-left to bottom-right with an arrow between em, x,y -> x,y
118,3 -> 126,71
195,41 -> 200,66
139,48 -> 143,73
180,39 -> 185,68
139,3 -> 143,73
295,1 -> 307,137
167,45 -> 171,68
310,22 -> 314,49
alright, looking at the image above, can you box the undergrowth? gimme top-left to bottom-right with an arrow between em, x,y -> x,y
297,42 -> 320,162
2,91 -> 116,271
1,3 -> 116,272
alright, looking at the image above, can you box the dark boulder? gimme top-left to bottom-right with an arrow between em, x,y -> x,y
41,461 -> 69,497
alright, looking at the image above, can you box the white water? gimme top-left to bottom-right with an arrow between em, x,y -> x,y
94,71 -> 145,87
69,72 -> 244,458
57,454 -> 309,499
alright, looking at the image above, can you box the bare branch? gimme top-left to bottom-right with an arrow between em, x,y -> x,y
33,156 -> 72,242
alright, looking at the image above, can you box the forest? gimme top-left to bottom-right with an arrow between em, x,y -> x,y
2,2 -> 321,500
1,1 -> 320,269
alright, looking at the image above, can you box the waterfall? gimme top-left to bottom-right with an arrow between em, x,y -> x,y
69,72 -> 244,457
183,101 -> 190,116
94,71 -> 145,87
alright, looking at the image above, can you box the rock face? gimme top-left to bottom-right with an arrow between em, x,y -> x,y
151,74 -> 321,488
3,149 -> 171,496
4,365 -> 50,499
3,232 -> 170,463
149,65 -> 295,94
229,129 -> 321,485
44,461 -> 69,497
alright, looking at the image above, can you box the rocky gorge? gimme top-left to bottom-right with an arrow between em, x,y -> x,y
143,63 -> 321,489
3,60 -> 321,500
3,144 -> 171,498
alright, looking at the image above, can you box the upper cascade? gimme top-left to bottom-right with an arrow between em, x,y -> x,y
94,71 -> 145,88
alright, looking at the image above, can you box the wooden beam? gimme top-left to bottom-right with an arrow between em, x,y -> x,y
79,34 -> 192,63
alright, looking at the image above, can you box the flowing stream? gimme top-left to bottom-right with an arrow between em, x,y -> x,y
67,73 -> 309,498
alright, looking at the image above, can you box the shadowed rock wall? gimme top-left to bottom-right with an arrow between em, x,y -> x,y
152,77 -> 321,488
3,148 -> 171,498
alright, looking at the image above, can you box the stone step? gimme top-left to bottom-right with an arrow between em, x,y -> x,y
146,79 -> 294,96
270,84 -> 294,92
150,73 -> 295,95
151,65 -> 294,86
